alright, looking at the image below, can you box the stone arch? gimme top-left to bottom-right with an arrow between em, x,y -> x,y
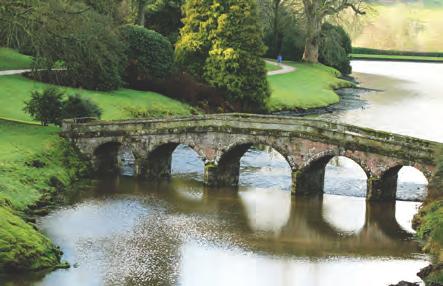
294,150 -> 370,196
93,141 -> 123,175
142,141 -> 206,180
375,164 -> 429,201
210,139 -> 295,187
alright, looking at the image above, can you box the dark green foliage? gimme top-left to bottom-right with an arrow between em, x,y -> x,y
1,0 -> 126,91
23,88 -> 102,125
23,88 -> 63,126
176,0 -> 270,111
63,95 -> 102,119
352,47 -> 443,58
83,0 -> 125,22
319,23 -> 352,75
120,25 -> 174,82
145,0 -> 184,43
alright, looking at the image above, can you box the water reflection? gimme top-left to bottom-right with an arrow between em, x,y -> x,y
2,138 -> 430,286
17,177 -> 426,286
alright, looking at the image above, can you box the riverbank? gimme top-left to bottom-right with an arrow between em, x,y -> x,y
413,151 -> 443,285
0,49 -> 353,117
0,119 -> 90,273
267,61 -> 353,112
351,54 -> 443,63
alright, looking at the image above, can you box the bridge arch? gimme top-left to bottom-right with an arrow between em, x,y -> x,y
371,164 -> 429,201
210,140 -> 295,187
141,141 -> 206,180
293,150 -> 370,196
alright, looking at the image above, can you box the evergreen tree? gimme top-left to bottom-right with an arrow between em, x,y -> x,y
176,0 -> 270,111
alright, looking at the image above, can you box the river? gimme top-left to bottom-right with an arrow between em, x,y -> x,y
3,60 -> 442,286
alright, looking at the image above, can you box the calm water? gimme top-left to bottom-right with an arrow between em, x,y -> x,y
3,60 -> 439,286
321,60 -> 443,142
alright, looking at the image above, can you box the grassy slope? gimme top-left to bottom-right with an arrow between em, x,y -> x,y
268,62 -> 352,111
351,53 -> 443,62
0,48 -> 32,71
0,75 -> 195,122
0,120 -> 87,272
0,49 -> 196,272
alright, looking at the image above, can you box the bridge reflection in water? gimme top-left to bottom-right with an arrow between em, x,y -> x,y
24,143 -> 428,286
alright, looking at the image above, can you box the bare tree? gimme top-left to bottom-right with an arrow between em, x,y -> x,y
301,0 -> 365,63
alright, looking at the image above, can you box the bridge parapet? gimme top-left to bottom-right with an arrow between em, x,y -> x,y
62,113 -> 441,201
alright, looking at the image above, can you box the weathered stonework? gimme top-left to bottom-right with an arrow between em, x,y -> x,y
61,113 -> 440,201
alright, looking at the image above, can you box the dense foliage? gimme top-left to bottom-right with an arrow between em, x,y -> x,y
24,88 -> 102,125
319,23 -> 352,74
23,88 -> 64,126
1,0 -> 126,91
176,0 -> 270,111
63,95 -> 102,119
120,25 -> 174,82
145,0 -> 184,42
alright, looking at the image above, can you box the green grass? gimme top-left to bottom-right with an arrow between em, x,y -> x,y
266,61 -> 282,72
0,48 -> 33,71
351,53 -> 443,62
0,75 -> 195,123
267,62 -> 353,111
0,119 -> 89,272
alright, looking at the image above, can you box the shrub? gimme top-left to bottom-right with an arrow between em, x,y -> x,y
120,25 -> 174,84
176,0 -> 270,111
23,87 -> 63,126
62,95 -> 102,119
319,23 -> 352,75
24,88 -> 102,125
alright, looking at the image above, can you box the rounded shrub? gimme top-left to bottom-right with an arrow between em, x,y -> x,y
319,23 -> 352,75
120,25 -> 174,82
62,95 -> 102,119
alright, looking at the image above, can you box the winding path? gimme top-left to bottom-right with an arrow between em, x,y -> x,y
266,60 -> 296,76
1,61 -> 294,77
0,69 -> 33,76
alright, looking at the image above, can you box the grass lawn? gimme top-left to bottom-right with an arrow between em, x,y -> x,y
0,48 -> 33,71
266,61 -> 282,72
0,75 -> 195,123
267,62 -> 353,111
351,53 -> 443,62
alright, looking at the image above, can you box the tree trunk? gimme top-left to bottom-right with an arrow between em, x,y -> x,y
136,0 -> 145,26
302,1 -> 321,63
303,34 -> 319,63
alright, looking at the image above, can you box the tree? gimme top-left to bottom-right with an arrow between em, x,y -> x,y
23,88 -> 64,126
120,25 -> 174,83
301,0 -> 364,63
175,0 -> 214,79
62,95 -> 102,119
176,0 -> 270,111
319,22 -> 352,74
145,0 -> 184,43
0,0 -> 127,90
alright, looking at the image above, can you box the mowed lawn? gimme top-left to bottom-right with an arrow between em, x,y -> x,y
0,75 -> 195,123
0,48 -> 33,71
268,62 -> 352,111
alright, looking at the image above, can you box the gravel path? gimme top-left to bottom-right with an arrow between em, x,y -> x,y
266,60 -> 296,76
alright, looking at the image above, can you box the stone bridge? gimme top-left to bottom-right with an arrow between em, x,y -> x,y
61,113 -> 441,201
